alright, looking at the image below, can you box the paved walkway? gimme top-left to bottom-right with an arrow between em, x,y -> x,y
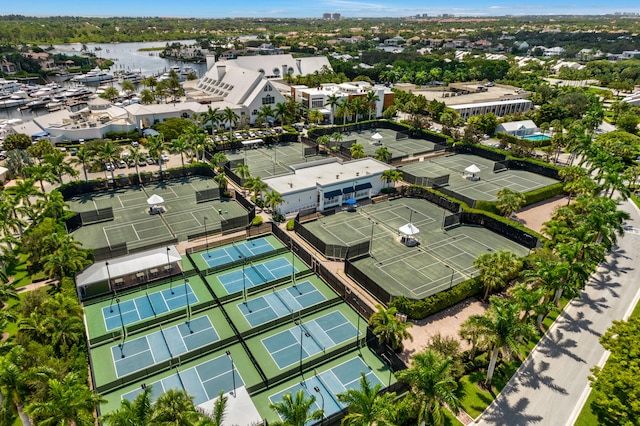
476,199 -> 640,425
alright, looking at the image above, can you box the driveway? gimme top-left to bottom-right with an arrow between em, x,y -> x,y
476,199 -> 640,425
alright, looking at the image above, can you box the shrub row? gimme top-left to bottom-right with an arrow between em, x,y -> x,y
391,277 -> 484,319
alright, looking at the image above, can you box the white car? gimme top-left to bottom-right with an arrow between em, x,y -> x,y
160,154 -> 170,162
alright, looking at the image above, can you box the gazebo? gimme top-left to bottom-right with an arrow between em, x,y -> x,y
147,194 -> 165,214
463,164 -> 481,181
370,132 -> 383,145
398,223 -> 420,246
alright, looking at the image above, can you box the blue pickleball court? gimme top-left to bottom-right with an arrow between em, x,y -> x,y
102,283 -> 197,331
217,257 -> 298,294
261,311 -> 359,370
201,237 -> 276,269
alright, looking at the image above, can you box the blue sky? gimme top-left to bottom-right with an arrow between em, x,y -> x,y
4,0 -> 640,18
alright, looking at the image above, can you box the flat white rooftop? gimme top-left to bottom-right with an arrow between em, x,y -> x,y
264,158 -> 389,195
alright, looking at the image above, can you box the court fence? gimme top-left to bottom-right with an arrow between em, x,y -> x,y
344,257 -> 394,306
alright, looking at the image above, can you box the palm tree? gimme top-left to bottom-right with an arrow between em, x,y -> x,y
13,178 -> 42,209
325,94 -> 341,125
140,89 -> 154,104
202,106 -> 224,135
337,372 -> 396,426
171,136 -> 192,174
365,90 -> 380,120
70,146 -> 94,183
0,347 -> 45,425
143,76 -> 158,97
331,131 -> 343,152
145,133 -> 167,175
26,372 -> 105,426
381,169 -> 403,190
269,389 -> 323,426
247,176 -> 268,206
101,86 -> 120,103
308,109 -> 323,125
258,105 -> 274,129
374,146 -> 392,163
474,250 -> 522,300
223,107 -> 239,142
42,150 -> 79,185
150,389 -> 200,426
265,189 -> 284,215
316,134 -> 331,152
234,163 -> 251,189
495,188 -> 525,218
274,101 -> 290,127
95,140 -> 122,184
337,98 -> 351,125
24,163 -> 55,192
101,385 -> 153,426
368,305 -> 413,352
350,143 -> 365,159
211,152 -> 228,173
38,189 -> 69,222
128,146 -> 145,184
467,296 -> 536,388
214,173 -> 228,193
121,80 -> 135,98
42,232 -> 89,285
396,349 -> 460,426
350,97 -> 366,123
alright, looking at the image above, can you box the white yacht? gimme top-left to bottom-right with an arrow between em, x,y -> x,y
120,71 -> 145,84
71,67 -> 115,84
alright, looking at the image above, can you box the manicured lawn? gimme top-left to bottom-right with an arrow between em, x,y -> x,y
459,373 -> 495,418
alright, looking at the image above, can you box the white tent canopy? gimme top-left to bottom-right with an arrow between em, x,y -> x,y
146,194 -> 165,205
371,132 -> 383,140
465,164 -> 481,174
399,223 -> 420,236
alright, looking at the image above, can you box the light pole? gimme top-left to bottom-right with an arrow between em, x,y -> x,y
290,238 -> 299,292
117,298 -> 126,358
225,350 -> 236,397
204,216 -> 210,257
445,265 -> 454,290
381,353 -> 393,387
184,278 -> 193,332
296,319 -> 304,377
106,261 -> 114,296
313,386 -> 325,425
240,256 -> 247,303
167,247 -> 173,294
353,296 -> 361,349
368,219 -> 377,256
406,206 -> 414,225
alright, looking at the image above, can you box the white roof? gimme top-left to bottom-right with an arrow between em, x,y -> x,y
263,158 -> 389,195
450,99 -> 532,110
227,54 -> 331,77
497,120 -> 538,132
75,246 -> 181,287
465,164 -> 481,173
399,223 -> 420,236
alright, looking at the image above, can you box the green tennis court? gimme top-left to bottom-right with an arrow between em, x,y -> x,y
68,176 -> 250,251
302,197 -> 530,299
327,127 -> 439,158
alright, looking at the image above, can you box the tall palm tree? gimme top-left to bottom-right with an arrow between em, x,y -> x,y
325,94 -> 341,126
381,169 -> 403,190
70,146 -> 94,183
468,296 -> 536,387
331,131 -> 342,152
128,146 -> 145,184
101,385 -> 153,426
26,372 -> 106,426
145,133 -> 167,175
258,105 -> 274,129
171,135 -> 192,174
247,176 -> 267,206
0,347 -> 46,425
269,389 -> 323,426
42,232 -> 89,286
337,372 -> 396,426
369,305 -> 413,352
350,97 -> 366,124
150,389 -> 200,426
214,173 -> 228,193
396,349 -> 460,426
211,152 -> 228,174
274,101 -> 290,127
201,106 -> 224,135
264,189 -> 284,215
24,163 -> 55,193
43,315 -> 84,355
337,98 -> 351,125
95,140 -> 122,184
223,107 -> 239,142
365,90 -> 380,120
13,178 -> 42,208
308,109 -> 323,125
42,150 -> 79,185
474,250 -> 522,300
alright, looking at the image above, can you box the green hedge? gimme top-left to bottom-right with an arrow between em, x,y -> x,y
523,182 -> 564,205
474,200 -> 499,215
391,277 -> 484,319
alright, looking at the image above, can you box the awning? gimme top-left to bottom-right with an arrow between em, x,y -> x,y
355,182 -> 372,191
142,128 -> 159,137
342,187 -> 355,194
465,164 -> 481,174
31,131 -> 49,138
324,189 -> 342,198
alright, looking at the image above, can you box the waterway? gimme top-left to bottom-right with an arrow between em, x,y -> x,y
1,40 -> 208,121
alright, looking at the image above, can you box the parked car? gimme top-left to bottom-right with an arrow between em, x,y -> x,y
160,154 -> 170,162
131,141 -> 139,147
69,148 -> 77,156
104,162 -> 114,171
117,160 -> 127,169
138,159 -> 147,167
146,157 -> 155,165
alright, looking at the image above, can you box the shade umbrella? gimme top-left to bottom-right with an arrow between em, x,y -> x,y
465,164 -> 481,174
398,223 -> 420,236
371,132 -> 383,140
146,194 -> 165,205
345,198 -> 357,205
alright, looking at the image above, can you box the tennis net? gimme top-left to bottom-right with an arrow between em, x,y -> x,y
159,325 -> 174,359
299,320 -> 324,352
250,261 -> 271,284
231,241 -> 245,259
272,288 -> 292,313
145,291 -> 157,317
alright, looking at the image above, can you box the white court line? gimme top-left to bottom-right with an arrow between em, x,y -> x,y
145,335 -> 158,363
190,211 -> 202,227
116,195 -> 125,209
189,364 -> 210,398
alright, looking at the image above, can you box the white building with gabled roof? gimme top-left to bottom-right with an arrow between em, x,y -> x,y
223,54 -> 332,79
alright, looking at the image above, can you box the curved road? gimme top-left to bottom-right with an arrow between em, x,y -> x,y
476,199 -> 640,426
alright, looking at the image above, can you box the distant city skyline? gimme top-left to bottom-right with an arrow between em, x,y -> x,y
4,0 -> 640,18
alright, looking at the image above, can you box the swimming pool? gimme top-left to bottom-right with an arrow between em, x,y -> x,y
522,134 -> 551,141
